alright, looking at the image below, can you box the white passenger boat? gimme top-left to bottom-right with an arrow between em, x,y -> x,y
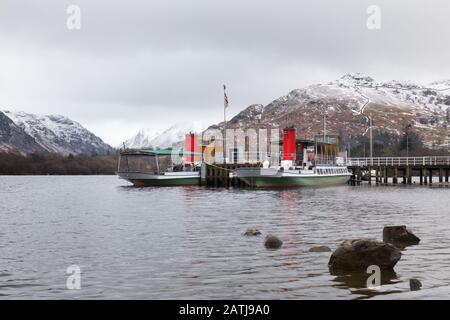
117,149 -> 201,186
234,164 -> 351,188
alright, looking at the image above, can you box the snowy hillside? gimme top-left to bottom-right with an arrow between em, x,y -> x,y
1,110 -> 114,155
122,74 -> 449,151
123,122 -> 204,149
122,128 -> 161,149
211,73 -> 450,149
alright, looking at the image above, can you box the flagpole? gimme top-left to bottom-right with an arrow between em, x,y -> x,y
223,84 -> 227,164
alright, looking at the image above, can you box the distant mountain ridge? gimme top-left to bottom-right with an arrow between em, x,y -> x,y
210,73 -> 450,149
124,74 -> 450,151
123,122 -> 203,149
0,110 -> 114,155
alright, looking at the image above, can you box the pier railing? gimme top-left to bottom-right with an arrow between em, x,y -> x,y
347,156 -> 450,167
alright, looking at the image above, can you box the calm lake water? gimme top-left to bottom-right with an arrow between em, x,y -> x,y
0,175 -> 450,299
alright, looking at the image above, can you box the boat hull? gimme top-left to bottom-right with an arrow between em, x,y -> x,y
235,168 -> 351,188
117,172 -> 200,187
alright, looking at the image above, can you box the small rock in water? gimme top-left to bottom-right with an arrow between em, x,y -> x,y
410,279 -> 422,291
309,246 -> 331,252
383,226 -> 420,246
328,239 -> 401,273
264,235 -> 283,249
244,228 -> 261,236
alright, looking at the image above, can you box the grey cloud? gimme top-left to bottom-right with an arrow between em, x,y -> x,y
0,0 -> 449,144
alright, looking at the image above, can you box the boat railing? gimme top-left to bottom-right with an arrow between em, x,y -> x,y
226,151 -> 280,165
347,156 -> 450,166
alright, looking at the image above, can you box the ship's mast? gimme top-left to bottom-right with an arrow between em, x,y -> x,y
323,114 -> 327,163
369,113 -> 373,158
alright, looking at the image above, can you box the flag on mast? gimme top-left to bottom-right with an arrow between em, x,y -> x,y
223,84 -> 229,108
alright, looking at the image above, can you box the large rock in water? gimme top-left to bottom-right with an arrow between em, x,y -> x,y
264,235 -> 283,249
328,239 -> 401,273
383,226 -> 420,246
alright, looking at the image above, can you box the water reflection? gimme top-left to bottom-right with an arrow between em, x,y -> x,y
1,176 -> 450,299
331,270 -> 401,299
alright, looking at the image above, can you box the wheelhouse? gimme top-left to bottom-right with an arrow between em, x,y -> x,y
118,149 -> 202,175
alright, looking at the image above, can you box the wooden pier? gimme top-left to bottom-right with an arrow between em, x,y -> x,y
348,157 -> 450,185
202,163 -> 261,187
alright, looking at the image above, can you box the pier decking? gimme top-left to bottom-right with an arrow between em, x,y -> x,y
347,157 -> 450,185
201,163 -> 261,187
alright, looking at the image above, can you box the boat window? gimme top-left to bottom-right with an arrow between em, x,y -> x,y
118,154 -> 174,173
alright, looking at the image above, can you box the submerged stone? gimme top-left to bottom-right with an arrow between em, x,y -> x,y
264,235 -> 283,249
244,228 -> 261,236
410,278 -> 422,291
309,246 -> 331,252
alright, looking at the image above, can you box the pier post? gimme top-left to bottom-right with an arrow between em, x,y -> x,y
380,167 -> 383,184
439,168 -> 444,183
393,167 -> 398,184
407,167 -> 412,184
429,168 -> 433,184
368,166 -> 372,184
383,166 -> 388,184
446,169 -> 449,183
225,165 -> 230,188
420,168 -> 424,185
375,167 -> 379,184
402,168 -> 407,184
207,165 -> 211,186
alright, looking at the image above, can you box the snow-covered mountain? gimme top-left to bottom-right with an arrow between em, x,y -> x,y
123,122 -> 203,149
0,110 -> 114,155
210,73 -> 450,149
122,128 -> 161,149
122,74 -> 450,151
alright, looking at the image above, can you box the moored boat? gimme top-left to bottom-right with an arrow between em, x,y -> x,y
233,127 -> 351,188
117,149 -> 201,187
234,165 -> 351,188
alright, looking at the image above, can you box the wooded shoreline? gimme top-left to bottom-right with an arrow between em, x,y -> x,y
0,154 -> 118,175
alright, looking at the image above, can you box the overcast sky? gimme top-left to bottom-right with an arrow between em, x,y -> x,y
0,0 -> 449,145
